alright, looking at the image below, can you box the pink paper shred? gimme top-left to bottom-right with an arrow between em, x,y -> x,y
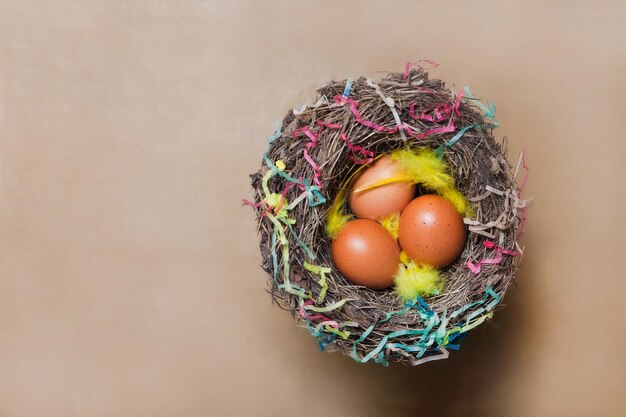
403,60 -> 440,81
292,119 -> 376,185
467,240 -> 518,274
334,95 -> 456,140
299,300 -> 340,330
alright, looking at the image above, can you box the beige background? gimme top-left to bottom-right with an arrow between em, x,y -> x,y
1,1 -> 625,416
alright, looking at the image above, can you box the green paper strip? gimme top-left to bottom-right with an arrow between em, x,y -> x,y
324,325 -> 351,339
303,261 -> 331,302
303,298 -> 347,313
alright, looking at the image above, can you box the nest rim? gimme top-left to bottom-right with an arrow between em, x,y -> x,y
250,67 -> 526,366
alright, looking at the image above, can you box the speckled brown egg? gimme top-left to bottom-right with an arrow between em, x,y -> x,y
398,194 -> 466,268
349,156 -> 415,220
331,219 -> 400,289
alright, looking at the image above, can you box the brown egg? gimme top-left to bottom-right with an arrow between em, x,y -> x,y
349,156 -> 416,220
331,219 -> 400,289
398,195 -> 466,268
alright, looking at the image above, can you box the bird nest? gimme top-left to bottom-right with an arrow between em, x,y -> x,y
246,65 -> 530,366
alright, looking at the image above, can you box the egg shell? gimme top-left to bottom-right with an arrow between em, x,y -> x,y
331,219 -> 400,290
398,194 -> 466,268
349,156 -> 416,220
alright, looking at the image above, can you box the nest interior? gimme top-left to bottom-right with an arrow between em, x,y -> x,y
250,67 -> 526,366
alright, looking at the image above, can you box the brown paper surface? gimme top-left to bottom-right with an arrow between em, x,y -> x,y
1,1 -> 625,416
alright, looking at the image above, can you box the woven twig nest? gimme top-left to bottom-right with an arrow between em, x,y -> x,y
248,66 -> 529,366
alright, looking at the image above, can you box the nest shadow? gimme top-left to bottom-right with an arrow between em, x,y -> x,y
325,261 -> 535,417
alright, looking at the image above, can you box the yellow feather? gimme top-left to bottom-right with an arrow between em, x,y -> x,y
390,148 -> 454,190
351,175 -> 412,194
325,163 -> 368,239
389,148 -> 473,216
394,261 -> 442,301
440,187 -> 473,216
379,212 -> 400,240
325,195 -> 352,239
399,250 -> 411,265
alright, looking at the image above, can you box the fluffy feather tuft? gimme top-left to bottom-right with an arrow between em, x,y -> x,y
394,261 -> 442,301
390,148 -> 473,216
440,187 -> 473,217
379,212 -> 401,239
390,148 -> 454,191
325,196 -> 352,239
